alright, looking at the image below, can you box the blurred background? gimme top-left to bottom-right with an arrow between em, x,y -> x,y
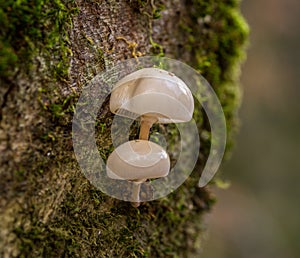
202,0 -> 300,257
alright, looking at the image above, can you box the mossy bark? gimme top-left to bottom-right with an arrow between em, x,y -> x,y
0,0 -> 248,257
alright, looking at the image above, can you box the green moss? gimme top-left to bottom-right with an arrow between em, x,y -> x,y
181,0 -> 249,153
0,0 -> 78,80
14,180 -> 214,257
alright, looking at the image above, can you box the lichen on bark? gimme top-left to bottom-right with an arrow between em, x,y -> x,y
0,0 -> 248,257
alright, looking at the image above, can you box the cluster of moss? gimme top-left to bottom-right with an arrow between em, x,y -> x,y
180,0 -> 249,151
14,177 -> 214,257
0,0 -> 77,80
196,0 -> 249,150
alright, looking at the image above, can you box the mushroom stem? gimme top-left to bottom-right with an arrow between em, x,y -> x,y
131,179 -> 146,207
139,116 -> 157,140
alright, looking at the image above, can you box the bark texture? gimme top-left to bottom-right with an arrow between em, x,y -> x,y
0,0 -> 248,257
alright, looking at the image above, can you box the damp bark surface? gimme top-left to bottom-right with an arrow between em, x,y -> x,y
0,0 -> 248,257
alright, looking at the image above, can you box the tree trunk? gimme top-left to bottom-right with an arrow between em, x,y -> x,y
0,0 -> 248,257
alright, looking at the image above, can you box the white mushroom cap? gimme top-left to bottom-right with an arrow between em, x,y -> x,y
110,68 -> 194,123
106,140 -> 170,181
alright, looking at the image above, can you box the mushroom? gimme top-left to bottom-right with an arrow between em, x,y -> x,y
110,67 -> 194,127
106,67 -> 194,206
106,140 -> 170,206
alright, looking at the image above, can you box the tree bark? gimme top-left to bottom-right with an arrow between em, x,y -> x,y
0,0 -> 248,257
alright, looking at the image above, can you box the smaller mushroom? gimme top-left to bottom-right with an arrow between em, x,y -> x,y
106,68 -> 194,206
106,140 -> 170,206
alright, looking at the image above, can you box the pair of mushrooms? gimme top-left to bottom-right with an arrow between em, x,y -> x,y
106,68 -> 194,206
